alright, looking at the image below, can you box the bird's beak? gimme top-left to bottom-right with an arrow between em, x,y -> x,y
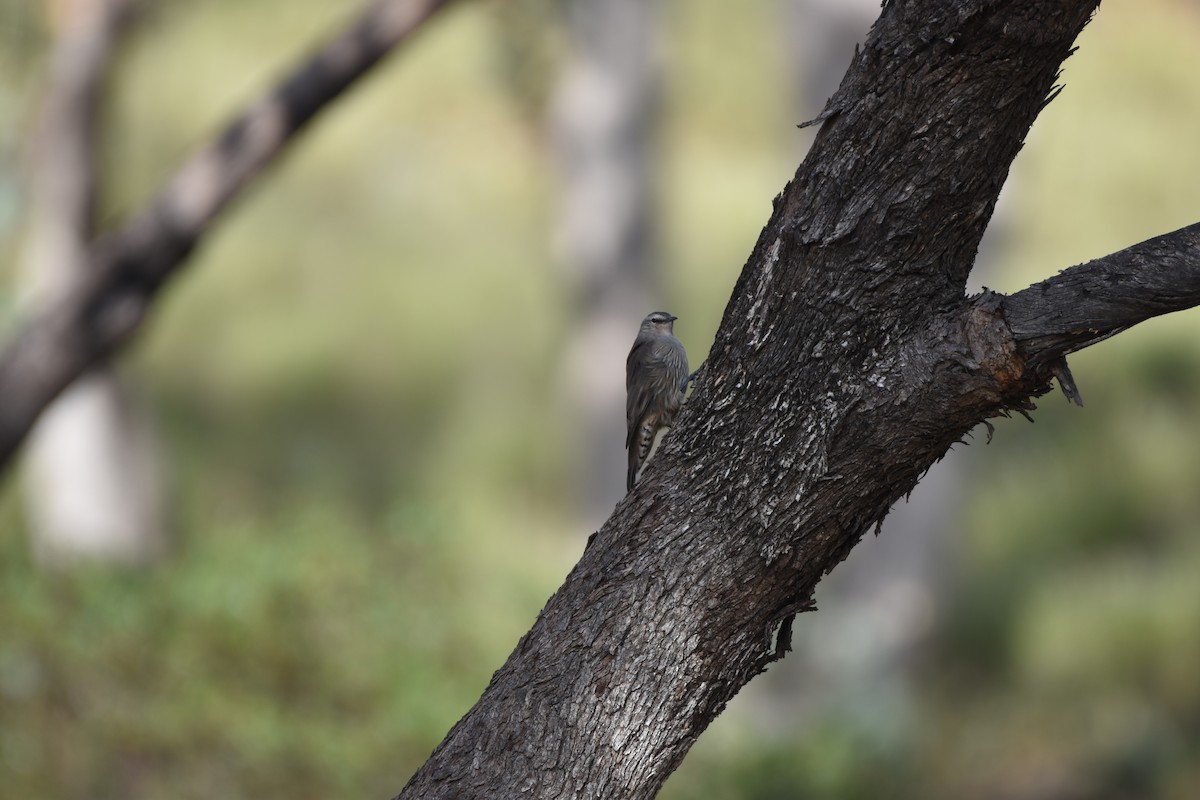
667,314 -> 678,322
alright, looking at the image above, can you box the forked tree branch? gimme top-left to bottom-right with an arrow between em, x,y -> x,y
0,0 -> 456,473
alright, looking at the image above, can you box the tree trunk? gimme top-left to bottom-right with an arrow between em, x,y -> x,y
397,2 -> 1200,797
770,0 -> 954,725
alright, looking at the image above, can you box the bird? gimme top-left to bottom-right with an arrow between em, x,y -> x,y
626,311 -> 689,492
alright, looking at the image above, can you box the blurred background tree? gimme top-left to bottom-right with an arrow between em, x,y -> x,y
0,0 -> 1197,798
549,0 -> 663,528
19,0 -> 170,568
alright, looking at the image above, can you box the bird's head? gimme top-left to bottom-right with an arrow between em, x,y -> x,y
641,311 -> 678,335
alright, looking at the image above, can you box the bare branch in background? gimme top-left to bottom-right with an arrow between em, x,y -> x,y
0,0 -> 457,474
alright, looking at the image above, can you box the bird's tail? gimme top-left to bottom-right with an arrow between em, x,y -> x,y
626,422 -> 656,492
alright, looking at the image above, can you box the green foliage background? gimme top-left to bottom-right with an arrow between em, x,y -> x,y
1,1 -> 1199,797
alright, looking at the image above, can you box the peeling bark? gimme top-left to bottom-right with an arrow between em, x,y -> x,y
398,2 -> 1200,798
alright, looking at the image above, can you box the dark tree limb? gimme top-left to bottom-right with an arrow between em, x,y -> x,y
395,2 -> 1200,798
0,0 -> 456,473
1003,222 -> 1200,366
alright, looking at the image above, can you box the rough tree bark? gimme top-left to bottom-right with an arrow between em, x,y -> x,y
774,0 -> 956,722
396,2 -> 1200,798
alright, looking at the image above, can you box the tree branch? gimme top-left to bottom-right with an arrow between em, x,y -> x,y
146,0 -> 454,251
1003,222 -> 1200,366
0,0 -> 456,474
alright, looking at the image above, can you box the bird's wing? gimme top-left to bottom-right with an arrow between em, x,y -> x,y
626,337 -> 654,449
661,337 -> 689,394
